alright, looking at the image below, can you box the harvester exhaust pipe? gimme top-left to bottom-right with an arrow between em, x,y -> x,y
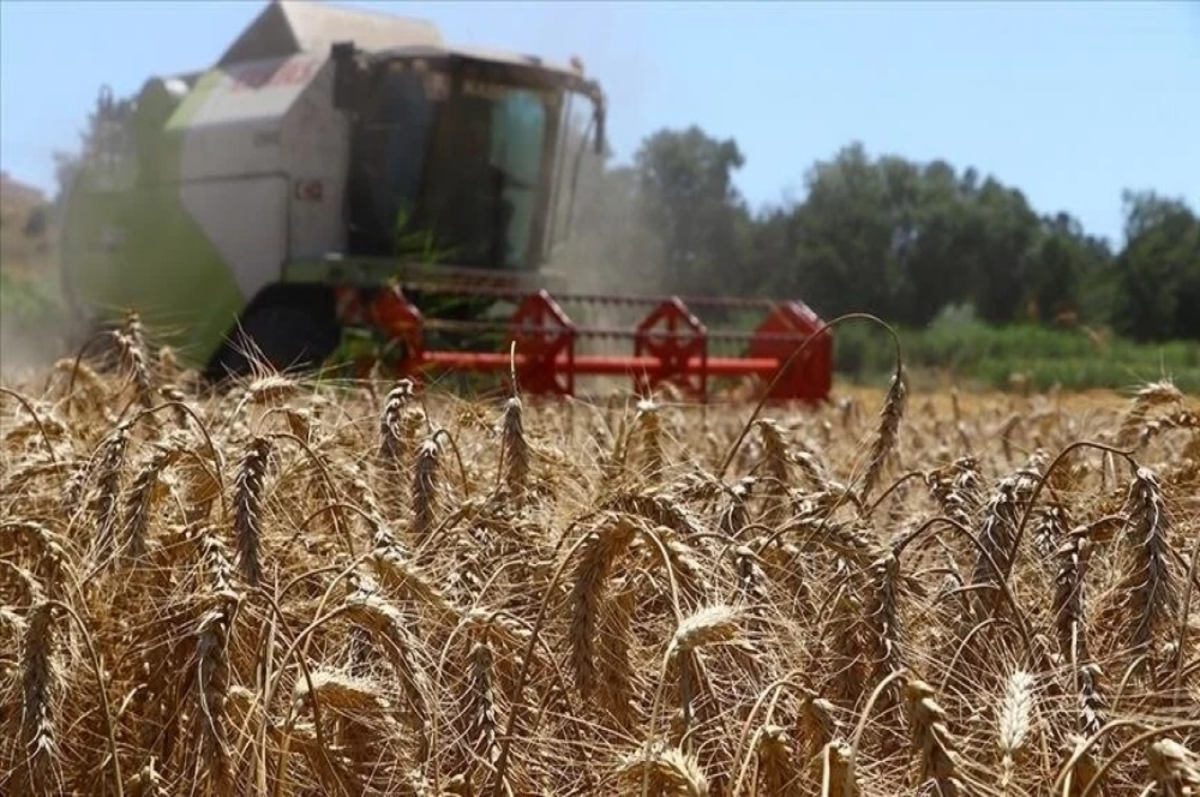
331,41 -> 368,112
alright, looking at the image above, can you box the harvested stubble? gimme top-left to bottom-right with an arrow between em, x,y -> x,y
1,334 -> 1199,797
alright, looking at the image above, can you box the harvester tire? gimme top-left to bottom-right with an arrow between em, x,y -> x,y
204,286 -> 341,384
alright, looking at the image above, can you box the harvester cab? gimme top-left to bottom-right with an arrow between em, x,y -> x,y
327,40 -> 604,276
59,0 -> 832,403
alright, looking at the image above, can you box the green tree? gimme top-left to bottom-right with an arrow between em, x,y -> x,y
561,125 -> 1194,348
633,126 -> 748,295
782,143 -> 910,320
1026,212 -> 1115,324
1112,190 -> 1200,341
896,159 -> 976,325
771,143 -> 1043,326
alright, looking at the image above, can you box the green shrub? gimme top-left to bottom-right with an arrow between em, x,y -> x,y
832,317 -> 1200,393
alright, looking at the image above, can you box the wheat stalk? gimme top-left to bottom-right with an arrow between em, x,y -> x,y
5,340 -> 1198,796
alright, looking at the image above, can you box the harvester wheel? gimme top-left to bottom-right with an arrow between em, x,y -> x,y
204,287 -> 341,384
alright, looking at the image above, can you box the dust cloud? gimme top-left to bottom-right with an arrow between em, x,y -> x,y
508,3 -> 667,300
548,149 -> 665,295
542,130 -> 670,371
0,178 -> 80,386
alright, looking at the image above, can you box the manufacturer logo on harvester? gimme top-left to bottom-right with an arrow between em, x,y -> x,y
294,180 -> 323,202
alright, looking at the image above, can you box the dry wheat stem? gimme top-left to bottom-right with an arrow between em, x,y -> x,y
4,344 -> 1197,796
1078,721 -> 1200,797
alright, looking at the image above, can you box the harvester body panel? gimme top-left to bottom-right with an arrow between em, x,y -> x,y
170,53 -> 347,302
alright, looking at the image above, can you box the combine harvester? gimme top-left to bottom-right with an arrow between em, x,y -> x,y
59,0 -> 832,402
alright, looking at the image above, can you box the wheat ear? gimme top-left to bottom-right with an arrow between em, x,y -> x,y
1115,467 -> 1179,667
1117,379 -> 1182,449
997,669 -> 1036,791
1145,739 -> 1200,796
569,516 -> 639,699
904,679 -> 966,796
860,363 -> 906,501
20,601 -> 60,796
499,396 -> 530,497
233,435 -> 272,587
616,741 -> 709,797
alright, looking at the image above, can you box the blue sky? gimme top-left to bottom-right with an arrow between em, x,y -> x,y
2,0 -> 1198,247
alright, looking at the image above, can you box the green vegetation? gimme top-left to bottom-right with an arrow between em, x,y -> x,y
1,175 -> 74,381
552,124 -> 1200,394
1,170 -> 58,326
0,266 -> 68,340
0,169 -> 62,333
568,127 -> 1200,368
0,269 -> 56,320
832,308 -> 1200,393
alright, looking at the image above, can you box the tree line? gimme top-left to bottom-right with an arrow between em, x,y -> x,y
563,125 -> 1200,343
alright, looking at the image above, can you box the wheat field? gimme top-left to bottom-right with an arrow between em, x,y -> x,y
1,317 -> 1198,796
